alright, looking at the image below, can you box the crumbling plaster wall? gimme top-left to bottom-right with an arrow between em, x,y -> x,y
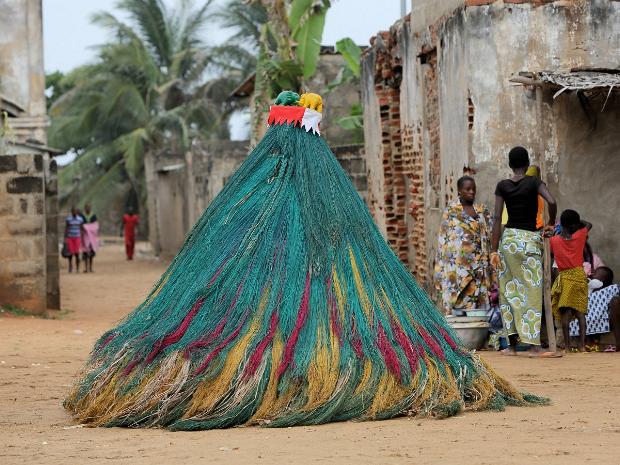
552,96 -> 620,275
361,46 -> 388,236
0,0 -> 46,116
460,1 -> 620,206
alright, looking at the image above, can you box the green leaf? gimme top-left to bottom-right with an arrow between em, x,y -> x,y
335,37 -> 361,78
336,114 -> 363,130
293,8 -> 326,79
288,0 -> 329,79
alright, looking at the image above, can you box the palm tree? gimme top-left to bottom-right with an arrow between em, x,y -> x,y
50,0 -> 247,232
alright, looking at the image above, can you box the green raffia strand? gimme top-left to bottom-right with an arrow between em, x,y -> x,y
274,90 -> 300,106
64,102 -> 549,430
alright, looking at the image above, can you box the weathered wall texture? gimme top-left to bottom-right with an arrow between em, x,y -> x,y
0,154 -> 49,312
363,0 -> 620,288
0,0 -> 59,312
0,0 -> 47,142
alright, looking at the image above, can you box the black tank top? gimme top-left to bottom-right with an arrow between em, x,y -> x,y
495,176 -> 542,232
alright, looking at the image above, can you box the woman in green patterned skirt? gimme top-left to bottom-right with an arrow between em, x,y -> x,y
490,147 -> 557,356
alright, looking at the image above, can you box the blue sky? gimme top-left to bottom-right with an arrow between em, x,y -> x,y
43,0 -> 405,73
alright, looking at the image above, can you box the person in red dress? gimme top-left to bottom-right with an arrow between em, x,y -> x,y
121,206 -> 139,260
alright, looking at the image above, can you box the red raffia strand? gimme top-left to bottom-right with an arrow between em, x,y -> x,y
437,325 -> 458,351
351,319 -> 364,358
377,323 -> 402,382
193,307 -> 252,375
417,325 -> 446,361
390,319 -> 419,375
276,273 -> 311,380
98,333 -> 116,351
243,311 -> 279,379
144,297 -> 206,365
183,277 -> 248,357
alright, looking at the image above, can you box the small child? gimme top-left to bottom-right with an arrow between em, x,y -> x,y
550,209 -> 592,352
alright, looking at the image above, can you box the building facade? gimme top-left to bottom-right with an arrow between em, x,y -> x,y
0,0 -> 60,312
362,0 -> 620,290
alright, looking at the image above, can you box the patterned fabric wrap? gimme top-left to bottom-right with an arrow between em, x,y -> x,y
570,284 -> 619,336
498,228 -> 544,345
64,94 -> 547,431
434,201 -> 494,314
551,267 -> 588,318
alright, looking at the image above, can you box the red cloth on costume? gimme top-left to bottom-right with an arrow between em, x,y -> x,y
123,214 -> 139,259
550,227 -> 588,271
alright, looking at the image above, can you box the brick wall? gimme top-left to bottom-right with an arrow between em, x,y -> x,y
362,25 -> 437,281
0,153 -> 49,313
366,31 -> 411,265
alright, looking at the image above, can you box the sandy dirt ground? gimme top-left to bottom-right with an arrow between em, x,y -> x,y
2,241 -> 620,465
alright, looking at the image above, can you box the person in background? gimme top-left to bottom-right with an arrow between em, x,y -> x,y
81,203 -> 99,273
568,266 -> 619,351
435,176 -> 494,315
65,206 -> 84,273
121,206 -> 139,260
491,146 -> 557,356
583,241 -> 605,278
501,164 -> 544,230
607,280 -> 620,353
550,209 -> 592,352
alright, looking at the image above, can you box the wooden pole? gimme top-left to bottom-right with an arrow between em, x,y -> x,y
536,87 -> 557,353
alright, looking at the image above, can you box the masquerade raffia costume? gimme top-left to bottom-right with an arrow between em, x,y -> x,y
65,91 -> 546,430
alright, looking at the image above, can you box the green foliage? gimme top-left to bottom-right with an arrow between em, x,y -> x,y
335,37 -> 360,78
289,0 -> 329,79
50,0 -> 250,228
264,59 -> 304,96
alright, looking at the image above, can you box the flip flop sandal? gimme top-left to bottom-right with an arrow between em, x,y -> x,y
528,351 -> 563,358
604,345 -> 617,353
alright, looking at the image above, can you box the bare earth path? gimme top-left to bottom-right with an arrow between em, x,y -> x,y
2,242 -> 620,464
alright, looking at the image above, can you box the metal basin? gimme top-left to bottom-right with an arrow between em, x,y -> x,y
448,321 -> 490,350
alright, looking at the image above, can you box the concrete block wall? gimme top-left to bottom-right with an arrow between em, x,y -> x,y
0,153 -> 49,312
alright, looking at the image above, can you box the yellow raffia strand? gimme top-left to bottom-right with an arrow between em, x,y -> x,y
437,362 -> 462,405
298,93 -> 323,113
90,353 -> 188,426
349,247 -> 372,320
250,333 -> 298,422
353,359 -> 373,396
417,356 -> 439,410
145,272 -> 170,306
367,372 -> 410,417
475,356 -> 523,404
73,373 -> 123,425
91,363 -> 162,425
332,265 -> 346,323
183,288 -> 271,419
302,326 -> 340,412
381,288 -> 397,320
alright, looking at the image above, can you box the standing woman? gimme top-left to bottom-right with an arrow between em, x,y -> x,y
490,147 -> 557,355
435,176 -> 494,315
121,206 -> 139,260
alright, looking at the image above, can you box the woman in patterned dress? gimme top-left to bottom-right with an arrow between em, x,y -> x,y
490,147 -> 557,356
435,176 -> 494,315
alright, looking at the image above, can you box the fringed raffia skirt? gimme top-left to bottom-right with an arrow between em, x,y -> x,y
65,100 -> 549,430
